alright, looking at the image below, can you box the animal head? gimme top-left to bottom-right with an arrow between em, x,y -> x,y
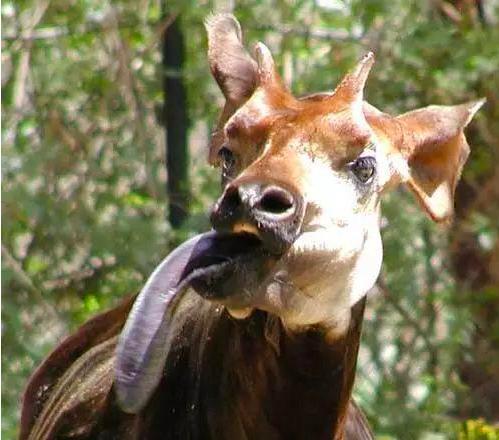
197,13 -> 484,331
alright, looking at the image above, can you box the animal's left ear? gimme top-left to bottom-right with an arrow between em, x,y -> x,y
393,99 -> 485,222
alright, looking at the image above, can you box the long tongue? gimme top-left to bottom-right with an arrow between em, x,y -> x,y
114,231 -> 259,414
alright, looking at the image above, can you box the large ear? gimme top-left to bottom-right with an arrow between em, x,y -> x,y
394,99 -> 485,222
205,14 -> 257,164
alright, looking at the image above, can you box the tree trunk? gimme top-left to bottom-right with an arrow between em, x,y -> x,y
162,14 -> 190,228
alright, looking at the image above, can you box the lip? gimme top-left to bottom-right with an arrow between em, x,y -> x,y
180,231 -> 264,280
181,231 -> 269,300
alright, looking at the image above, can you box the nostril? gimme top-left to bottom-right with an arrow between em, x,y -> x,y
257,187 -> 294,215
223,186 -> 242,214
211,186 -> 242,228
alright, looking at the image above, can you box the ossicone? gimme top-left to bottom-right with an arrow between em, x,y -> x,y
331,51 -> 375,106
254,42 -> 284,89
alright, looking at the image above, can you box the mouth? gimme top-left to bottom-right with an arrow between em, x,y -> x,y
180,231 -> 272,301
180,231 -> 263,279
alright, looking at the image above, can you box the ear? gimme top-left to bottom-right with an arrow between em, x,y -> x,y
205,13 -> 257,106
395,99 -> 485,222
205,14 -> 257,163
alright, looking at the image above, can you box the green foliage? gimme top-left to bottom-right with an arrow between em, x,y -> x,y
459,419 -> 499,440
2,0 -> 498,438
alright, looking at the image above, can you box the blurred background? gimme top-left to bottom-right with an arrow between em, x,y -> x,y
2,0 -> 498,438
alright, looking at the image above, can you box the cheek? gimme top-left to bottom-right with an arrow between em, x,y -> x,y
290,227 -> 365,261
302,161 -> 361,224
348,226 -> 383,306
258,224 -> 381,328
279,225 -> 368,297
256,226 -> 368,328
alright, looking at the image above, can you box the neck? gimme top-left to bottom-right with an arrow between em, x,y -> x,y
268,296 -> 367,439
144,293 -> 367,439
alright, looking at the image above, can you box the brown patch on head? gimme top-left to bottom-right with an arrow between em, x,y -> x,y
223,90 -> 294,163
221,85 -> 374,181
299,108 -> 372,167
240,142 -> 305,192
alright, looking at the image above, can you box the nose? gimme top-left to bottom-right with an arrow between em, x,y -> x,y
211,182 -> 303,254
212,183 -> 296,228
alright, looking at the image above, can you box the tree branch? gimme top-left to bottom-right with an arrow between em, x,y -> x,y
42,259 -> 117,293
376,278 -> 436,355
254,23 -> 363,41
2,15 -> 177,44
1,243 -> 62,322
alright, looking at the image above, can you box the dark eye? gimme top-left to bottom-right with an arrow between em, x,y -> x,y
218,146 -> 236,182
350,156 -> 376,183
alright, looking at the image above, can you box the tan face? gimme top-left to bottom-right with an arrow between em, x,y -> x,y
202,14 -> 483,330
209,80 -> 386,330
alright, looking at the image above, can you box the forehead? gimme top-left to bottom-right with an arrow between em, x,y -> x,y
225,91 -> 372,164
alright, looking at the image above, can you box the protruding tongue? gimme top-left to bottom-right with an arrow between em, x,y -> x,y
115,231 -> 260,414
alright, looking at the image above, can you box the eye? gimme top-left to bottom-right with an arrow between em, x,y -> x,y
349,156 -> 376,183
218,146 -> 236,181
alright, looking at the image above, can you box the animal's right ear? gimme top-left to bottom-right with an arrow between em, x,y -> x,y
205,14 -> 257,164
